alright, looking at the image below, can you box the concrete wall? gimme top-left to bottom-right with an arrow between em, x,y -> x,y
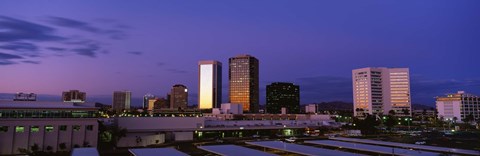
116,117 -> 204,131
173,132 -> 193,141
117,133 -> 165,147
0,118 -> 98,155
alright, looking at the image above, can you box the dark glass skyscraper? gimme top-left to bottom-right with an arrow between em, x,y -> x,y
266,82 -> 300,114
170,84 -> 188,109
229,54 -> 259,113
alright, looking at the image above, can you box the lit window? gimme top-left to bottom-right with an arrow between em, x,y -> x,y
31,126 -> 40,132
15,126 -> 24,133
45,125 -> 54,132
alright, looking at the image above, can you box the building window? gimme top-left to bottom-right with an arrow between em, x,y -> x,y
15,126 -> 24,133
0,126 -> 8,132
45,125 -> 54,132
73,125 -> 81,131
86,125 -> 94,131
59,125 -> 67,131
31,126 -> 40,132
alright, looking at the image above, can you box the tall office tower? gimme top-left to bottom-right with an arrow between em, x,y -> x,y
229,54 -> 259,113
113,91 -> 131,114
436,91 -> 480,122
198,60 -> 222,109
143,93 -> 155,109
62,90 -> 86,103
170,84 -> 188,109
352,67 -> 411,117
266,82 -> 300,114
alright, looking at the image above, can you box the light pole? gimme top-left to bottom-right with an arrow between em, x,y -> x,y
405,118 -> 411,132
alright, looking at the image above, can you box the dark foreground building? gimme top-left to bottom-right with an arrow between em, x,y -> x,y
266,82 -> 300,114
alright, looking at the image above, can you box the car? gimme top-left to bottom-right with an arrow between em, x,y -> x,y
415,141 -> 426,145
285,137 -> 297,142
252,135 -> 260,138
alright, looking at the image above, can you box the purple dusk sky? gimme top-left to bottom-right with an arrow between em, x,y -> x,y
0,1 -> 479,106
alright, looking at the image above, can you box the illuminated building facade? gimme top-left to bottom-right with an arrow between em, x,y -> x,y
0,101 -> 98,155
62,90 -> 86,103
229,55 -> 259,113
266,82 -> 300,114
436,91 -> 480,122
113,91 -> 131,114
352,67 -> 411,117
198,60 -> 222,109
143,93 -> 155,109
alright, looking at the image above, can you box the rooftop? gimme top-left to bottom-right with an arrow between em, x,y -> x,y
0,100 -> 97,110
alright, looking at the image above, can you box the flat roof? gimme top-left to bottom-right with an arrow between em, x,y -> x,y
129,148 -> 188,156
0,101 -> 97,110
306,140 -> 440,156
245,141 -> 362,156
330,137 -> 480,156
71,148 -> 99,156
198,145 -> 277,156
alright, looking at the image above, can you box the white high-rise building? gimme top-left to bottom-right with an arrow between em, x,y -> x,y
198,60 -> 222,109
436,91 -> 480,122
352,67 -> 411,117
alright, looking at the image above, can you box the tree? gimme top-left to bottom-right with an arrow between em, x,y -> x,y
453,117 -> 458,124
355,114 -> 379,135
46,146 -> 53,152
31,143 -> 39,152
388,110 -> 396,116
385,115 -> 398,131
462,113 -> 474,124
59,143 -> 67,151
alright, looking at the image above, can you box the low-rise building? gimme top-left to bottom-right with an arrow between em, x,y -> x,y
436,91 -> 480,122
0,101 -> 99,155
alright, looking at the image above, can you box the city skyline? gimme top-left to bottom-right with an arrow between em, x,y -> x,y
1,1 -> 480,106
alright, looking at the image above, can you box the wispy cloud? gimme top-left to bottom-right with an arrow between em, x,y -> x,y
0,42 -> 38,52
127,51 -> 143,55
72,44 -> 100,58
22,60 -> 41,64
47,16 -> 128,40
0,16 -> 132,65
0,52 -> 23,66
157,62 -> 166,66
46,47 -> 66,52
166,69 -> 188,74
0,16 -> 65,42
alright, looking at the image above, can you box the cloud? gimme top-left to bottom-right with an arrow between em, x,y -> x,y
127,51 -> 143,55
0,52 -> 23,66
0,42 -> 38,52
0,61 -> 16,65
47,16 -> 127,40
46,47 -> 66,51
48,16 -> 100,33
0,52 -> 23,60
0,16 -> 64,42
72,44 -> 100,58
157,62 -> 166,66
166,69 -> 188,74
22,60 -> 41,64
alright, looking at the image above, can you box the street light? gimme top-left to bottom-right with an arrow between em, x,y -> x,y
405,118 -> 411,132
